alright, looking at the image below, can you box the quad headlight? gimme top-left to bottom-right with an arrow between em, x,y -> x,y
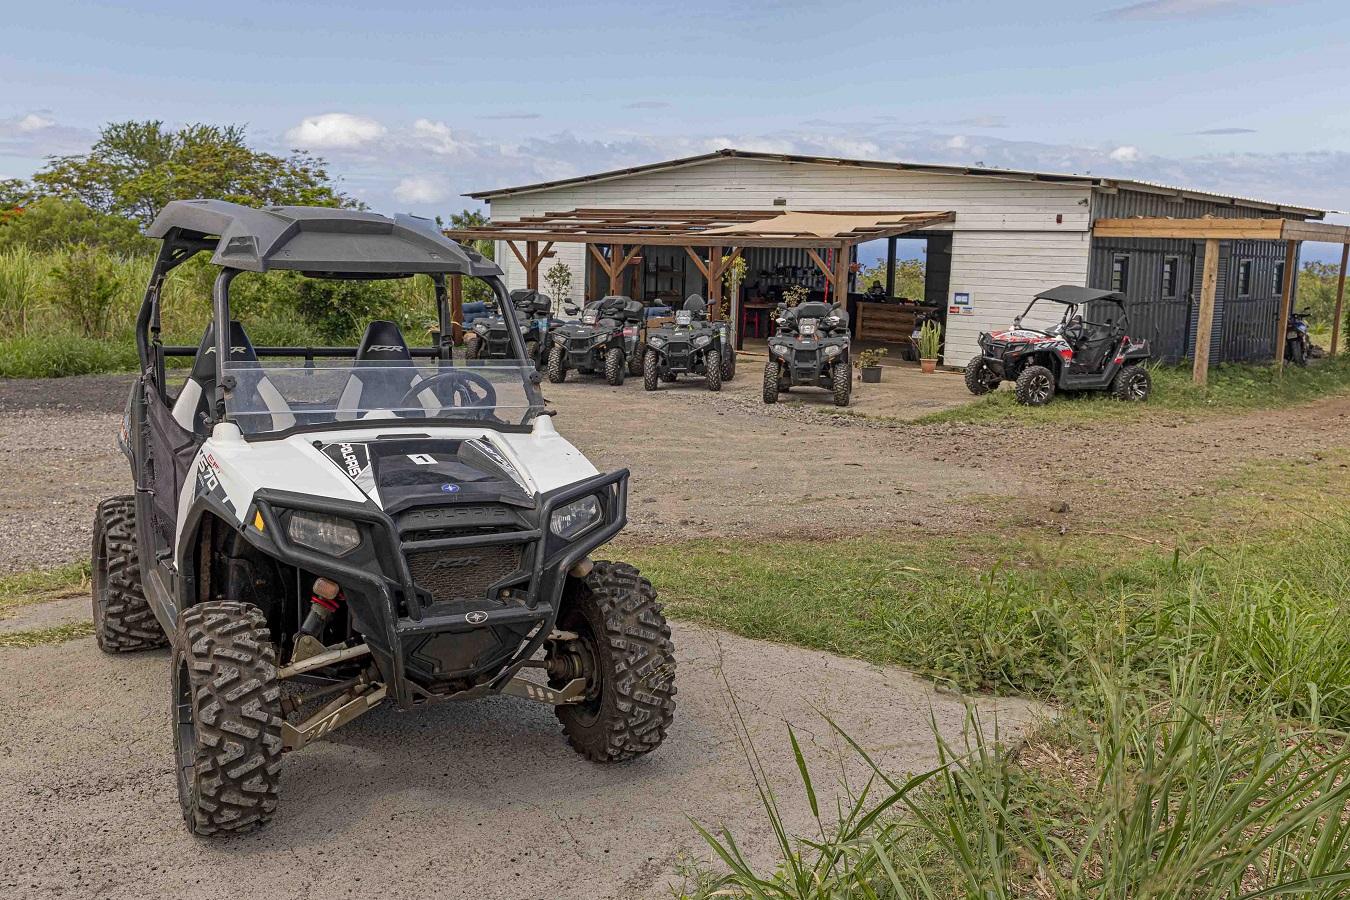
649,337 -> 666,348
288,511 -> 361,557
771,344 -> 789,356
824,344 -> 842,357
549,495 -> 602,540
693,334 -> 712,348
473,322 -> 489,334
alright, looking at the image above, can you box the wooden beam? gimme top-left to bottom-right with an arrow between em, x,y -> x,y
525,240 -> 540,290
1333,243 -> 1349,357
1193,238 -> 1220,387
707,244 -> 723,320
607,244 -> 624,296
1095,218 -> 1284,241
505,240 -> 529,271
449,275 -> 464,345
684,246 -> 709,280
1275,240 -> 1299,374
1281,221 -> 1350,245
804,248 -> 833,280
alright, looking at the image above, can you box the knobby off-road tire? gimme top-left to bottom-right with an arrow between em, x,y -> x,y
643,347 -> 660,391
762,360 -> 780,403
662,371 -> 678,383
172,601 -> 283,837
1111,363 -> 1152,401
721,346 -> 737,382
628,345 -> 645,377
547,345 -> 568,383
1014,364 -> 1056,406
1289,340 -> 1308,368
464,334 -> 481,360
92,496 -> 167,653
524,339 -> 539,368
554,561 -> 676,762
705,349 -> 722,392
831,360 -> 851,407
964,355 -> 1000,396
604,347 -> 626,386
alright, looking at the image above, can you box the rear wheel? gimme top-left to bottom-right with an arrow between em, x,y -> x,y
550,562 -> 676,762
721,344 -> 737,381
464,334 -> 481,359
172,601 -> 283,836
604,347 -> 626,385
1014,364 -> 1055,406
705,350 -> 722,391
762,360 -> 780,403
1288,339 -> 1308,368
643,348 -> 660,391
831,360 -> 851,407
1111,364 -> 1152,401
92,496 -> 166,653
547,345 -> 567,383
964,356 -> 1000,396
628,344 -> 645,377
524,339 -> 540,368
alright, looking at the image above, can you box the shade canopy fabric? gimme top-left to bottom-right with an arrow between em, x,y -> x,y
700,211 -> 950,240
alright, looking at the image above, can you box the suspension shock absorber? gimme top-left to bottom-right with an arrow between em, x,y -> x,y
291,577 -> 342,664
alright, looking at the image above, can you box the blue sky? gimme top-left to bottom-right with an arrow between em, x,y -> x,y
4,0 -> 1350,259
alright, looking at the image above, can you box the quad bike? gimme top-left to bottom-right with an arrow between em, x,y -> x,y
965,285 -> 1152,406
642,294 -> 731,392
465,288 -> 557,368
92,200 -> 676,836
763,300 -> 852,407
1285,308 -> 1312,367
547,295 -> 646,385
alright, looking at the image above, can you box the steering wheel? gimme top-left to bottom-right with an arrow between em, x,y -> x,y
397,369 -> 497,414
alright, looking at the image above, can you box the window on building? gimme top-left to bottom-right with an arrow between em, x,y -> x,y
1237,259 -> 1254,297
1273,260 -> 1286,297
1111,254 -> 1130,292
1161,256 -> 1179,299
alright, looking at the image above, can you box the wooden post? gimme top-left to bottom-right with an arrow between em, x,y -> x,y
608,244 -> 624,296
708,245 -> 723,320
832,243 -> 850,308
1275,239 -> 1298,374
1332,242 -> 1348,357
886,236 -> 897,297
449,275 -> 464,345
1193,238 -> 1219,386
525,240 -> 539,290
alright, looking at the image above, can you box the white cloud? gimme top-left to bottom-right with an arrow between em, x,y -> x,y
16,114 -> 54,132
1100,0 -> 1278,21
947,135 -> 968,150
411,119 -> 469,156
392,175 -> 450,204
285,113 -> 386,149
1109,145 -> 1141,163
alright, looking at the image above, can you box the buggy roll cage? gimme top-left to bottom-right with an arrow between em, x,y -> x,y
1012,285 -> 1131,335
134,200 -> 533,429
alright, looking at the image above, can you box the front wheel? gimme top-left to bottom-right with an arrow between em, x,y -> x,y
964,356 -> 1000,396
547,345 -> 567,383
1014,364 -> 1055,406
604,347 -> 626,385
705,349 -> 722,391
551,562 -> 676,762
831,360 -> 851,407
172,601 -> 283,836
762,360 -> 780,404
643,347 -> 660,391
721,345 -> 737,382
628,344 -> 645,377
464,334 -> 482,360
1111,363 -> 1152,401
524,339 -> 540,368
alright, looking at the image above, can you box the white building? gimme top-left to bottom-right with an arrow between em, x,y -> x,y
468,149 -> 1325,367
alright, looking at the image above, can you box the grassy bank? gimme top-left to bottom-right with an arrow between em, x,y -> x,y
919,356 -> 1350,425
623,460 -> 1350,897
0,562 -> 88,616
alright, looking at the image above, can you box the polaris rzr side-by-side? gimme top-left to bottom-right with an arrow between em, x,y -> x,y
547,295 -> 646,385
93,200 -> 676,836
965,285 -> 1152,406
642,294 -> 731,392
465,288 -> 557,369
762,300 -> 852,407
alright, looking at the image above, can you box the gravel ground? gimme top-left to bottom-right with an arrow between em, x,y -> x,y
5,367 -> 1350,571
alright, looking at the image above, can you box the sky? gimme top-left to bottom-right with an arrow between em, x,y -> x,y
4,0 -> 1350,261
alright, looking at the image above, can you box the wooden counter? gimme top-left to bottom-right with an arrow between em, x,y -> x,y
855,301 -> 920,345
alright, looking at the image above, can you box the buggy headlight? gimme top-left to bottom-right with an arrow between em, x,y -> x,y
550,495 -> 601,540
693,334 -> 712,348
288,512 -> 361,557
824,344 -> 842,357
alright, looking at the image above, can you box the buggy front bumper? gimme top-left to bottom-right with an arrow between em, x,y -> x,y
246,469 -> 629,708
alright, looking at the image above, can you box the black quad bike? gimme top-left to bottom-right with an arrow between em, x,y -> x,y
547,295 -> 646,385
763,300 -> 852,407
465,288 -> 557,368
92,200 -> 675,836
642,294 -> 733,392
965,285 -> 1151,406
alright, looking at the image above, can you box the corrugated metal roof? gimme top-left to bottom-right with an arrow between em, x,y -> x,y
467,148 -> 1327,219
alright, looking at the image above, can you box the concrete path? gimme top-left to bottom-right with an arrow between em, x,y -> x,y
0,618 -> 1041,900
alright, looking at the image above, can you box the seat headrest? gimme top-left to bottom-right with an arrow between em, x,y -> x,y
190,321 -> 257,381
356,320 -> 412,362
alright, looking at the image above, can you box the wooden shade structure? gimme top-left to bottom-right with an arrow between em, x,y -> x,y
443,208 -> 954,328
1094,217 -> 1350,384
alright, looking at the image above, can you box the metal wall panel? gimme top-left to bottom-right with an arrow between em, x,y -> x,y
1088,238 -> 1196,363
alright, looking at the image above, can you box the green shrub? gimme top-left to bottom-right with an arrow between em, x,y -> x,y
0,245 -> 42,333
49,246 -> 121,338
0,333 -> 139,377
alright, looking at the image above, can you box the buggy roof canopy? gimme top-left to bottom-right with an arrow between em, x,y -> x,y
1034,285 -> 1125,305
441,208 -> 956,249
146,199 -> 502,277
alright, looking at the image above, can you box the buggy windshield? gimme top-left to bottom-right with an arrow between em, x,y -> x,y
221,358 -> 543,436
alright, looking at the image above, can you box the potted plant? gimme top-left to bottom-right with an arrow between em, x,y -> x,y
917,320 -> 941,373
544,261 -> 572,315
855,347 -> 888,383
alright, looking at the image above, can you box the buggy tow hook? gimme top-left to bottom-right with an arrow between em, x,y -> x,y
291,577 -> 342,664
281,670 -> 386,752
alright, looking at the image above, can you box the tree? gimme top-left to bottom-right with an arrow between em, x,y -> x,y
856,259 -> 925,299
0,197 -> 149,255
446,208 -> 494,260
33,121 -> 353,229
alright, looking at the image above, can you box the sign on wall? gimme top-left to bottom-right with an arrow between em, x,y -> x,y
950,291 -> 974,315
